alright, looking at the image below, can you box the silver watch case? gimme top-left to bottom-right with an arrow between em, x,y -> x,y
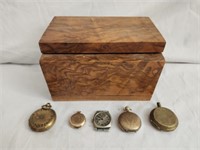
93,111 -> 111,130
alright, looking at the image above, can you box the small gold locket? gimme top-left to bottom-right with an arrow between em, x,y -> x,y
69,111 -> 86,128
29,103 -> 56,132
118,106 -> 142,132
150,102 -> 178,131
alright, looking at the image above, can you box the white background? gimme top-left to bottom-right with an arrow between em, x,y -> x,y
0,0 -> 199,64
0,0 -> 200,150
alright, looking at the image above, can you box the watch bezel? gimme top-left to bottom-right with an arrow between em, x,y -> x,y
93,111 -> 111,130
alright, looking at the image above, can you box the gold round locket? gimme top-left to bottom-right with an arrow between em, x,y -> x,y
69,111 -> 86,128
118,106 -> 142,132
150,102 -> 178,131
29,103 -> 56,132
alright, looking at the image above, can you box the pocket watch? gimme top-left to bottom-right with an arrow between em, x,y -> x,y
69,111 -> 86,128
93,111 -> 111,131
29,103 -> 56,132
149,102 -> 178,131
118,106 -> 142,132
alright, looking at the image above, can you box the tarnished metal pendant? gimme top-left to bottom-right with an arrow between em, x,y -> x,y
118,106 -> 142,132
150,102 -> 178,131
69,111 -> 86,128
29,103 -> 56,132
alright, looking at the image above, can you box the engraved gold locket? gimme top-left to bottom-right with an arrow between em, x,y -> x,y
118,106 -> 142,132
29,103 -> 56,132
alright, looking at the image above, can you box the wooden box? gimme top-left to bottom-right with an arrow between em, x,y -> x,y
39,16 -> 165,101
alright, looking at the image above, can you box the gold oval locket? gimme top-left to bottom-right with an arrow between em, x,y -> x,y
69,111 -> 86,128
29,103 -> 56,132
150,102 -> 178,131
118,106 -> 142,132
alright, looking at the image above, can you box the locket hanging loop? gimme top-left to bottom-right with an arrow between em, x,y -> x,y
42,103 -> 52,110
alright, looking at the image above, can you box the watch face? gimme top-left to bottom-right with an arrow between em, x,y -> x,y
94,111 -> 111,127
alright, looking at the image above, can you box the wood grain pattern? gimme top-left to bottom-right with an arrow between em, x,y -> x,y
40,54 -> 165,100
39,17 -> 165,54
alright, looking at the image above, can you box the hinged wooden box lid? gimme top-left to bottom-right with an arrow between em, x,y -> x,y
39,16 -> 165,54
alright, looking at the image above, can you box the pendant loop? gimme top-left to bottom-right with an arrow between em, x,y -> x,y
157,102 -> 161,107
42,103 -> 52,110
124,106 -> 132,112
